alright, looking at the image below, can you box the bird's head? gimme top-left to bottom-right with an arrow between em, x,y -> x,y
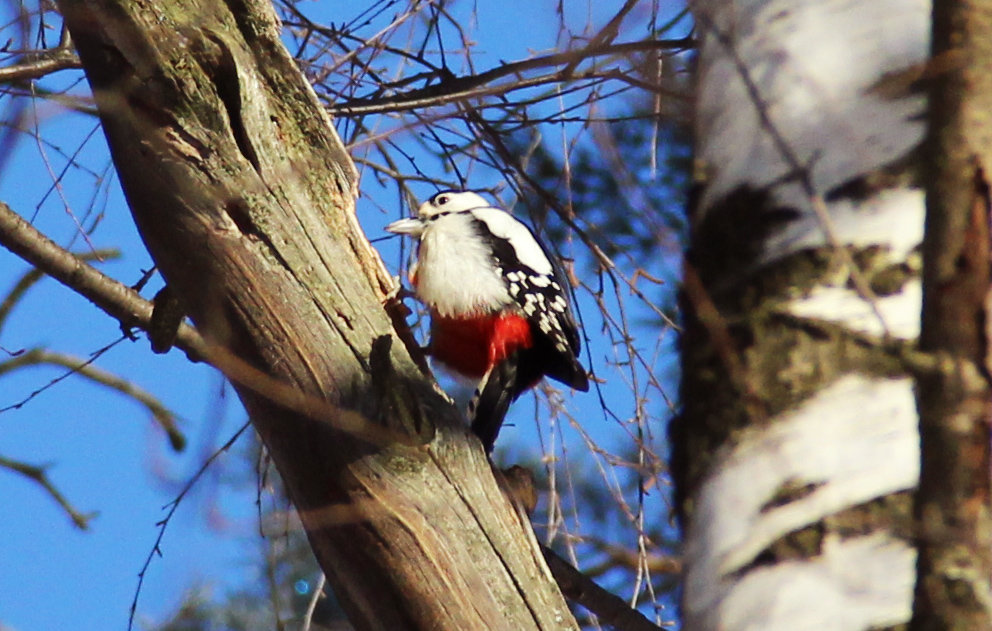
385,190 -> 490,237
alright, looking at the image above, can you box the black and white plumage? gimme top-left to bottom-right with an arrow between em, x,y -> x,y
386,190 -> 588,451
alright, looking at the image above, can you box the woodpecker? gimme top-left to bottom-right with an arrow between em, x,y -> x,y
386,190 -> 589,451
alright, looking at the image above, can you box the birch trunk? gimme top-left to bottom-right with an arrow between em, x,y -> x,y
676,1 -> 929,628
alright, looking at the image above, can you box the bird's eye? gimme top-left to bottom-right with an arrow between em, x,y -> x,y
436,194 -> 450,206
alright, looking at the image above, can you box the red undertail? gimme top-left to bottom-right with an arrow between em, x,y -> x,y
429,311 -> 533,379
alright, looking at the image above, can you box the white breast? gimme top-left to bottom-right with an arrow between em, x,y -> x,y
414,212 -> 512,317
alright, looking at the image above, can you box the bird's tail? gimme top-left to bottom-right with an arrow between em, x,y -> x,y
468,353 -> 524,453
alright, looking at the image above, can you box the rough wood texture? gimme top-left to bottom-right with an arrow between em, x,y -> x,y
55,0 -> 578,628
913,1 -> 992,628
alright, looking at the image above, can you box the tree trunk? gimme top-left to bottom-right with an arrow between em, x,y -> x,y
676,0 -> 929,628
913,0 -> 992,628
55,1 -> 578,629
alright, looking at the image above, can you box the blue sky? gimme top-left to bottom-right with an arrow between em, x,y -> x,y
0,2 -> 684,628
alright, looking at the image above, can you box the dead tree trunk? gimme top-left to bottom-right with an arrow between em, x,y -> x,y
56,1 -> 578,629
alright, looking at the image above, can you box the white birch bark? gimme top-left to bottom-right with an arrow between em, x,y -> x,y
683,1 -> 930,628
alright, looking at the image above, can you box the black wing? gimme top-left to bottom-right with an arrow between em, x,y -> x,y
471,215 -> 588,392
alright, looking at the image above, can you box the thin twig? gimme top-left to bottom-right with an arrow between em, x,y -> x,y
0,347 -> 185,450
0,453 -> 97,529
301,572 -> 326,631
0,199 -> 207,361
0,335 -> 125,414
128,421 -> 251,631
327,38 -> 693,116
0,248 -> 119,334
0,49 -> 81,83
582,539 -> 681,579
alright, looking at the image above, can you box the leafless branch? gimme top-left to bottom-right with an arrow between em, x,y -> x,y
129,421 -> 251,631
326,38 -> 693,116
0,48 -> 80,83
542,545 -> 670,631
0,198 -> 207,361
301,572 -> 327,631
0,200 -> 407,448
582,538 -> 682,579
0,347 -> 185,450
0,453 -> 97,529
0,247 -> 119,333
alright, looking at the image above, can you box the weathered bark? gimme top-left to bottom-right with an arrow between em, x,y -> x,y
55,1 -> 578,629
676,1 -> 928,628
912,1 -> 992,628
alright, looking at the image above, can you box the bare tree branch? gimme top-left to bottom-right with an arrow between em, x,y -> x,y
327,38 -> 693,116
0,49 -> 81,83
0,199 -> 408,450
542,545 -> 669,631
580,538 -> 681,579
0,247 -> 119,333
0,199 -> 207,361
0,453 -> 98,529
129,421 -> 251,631
0,347 -> 185,450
